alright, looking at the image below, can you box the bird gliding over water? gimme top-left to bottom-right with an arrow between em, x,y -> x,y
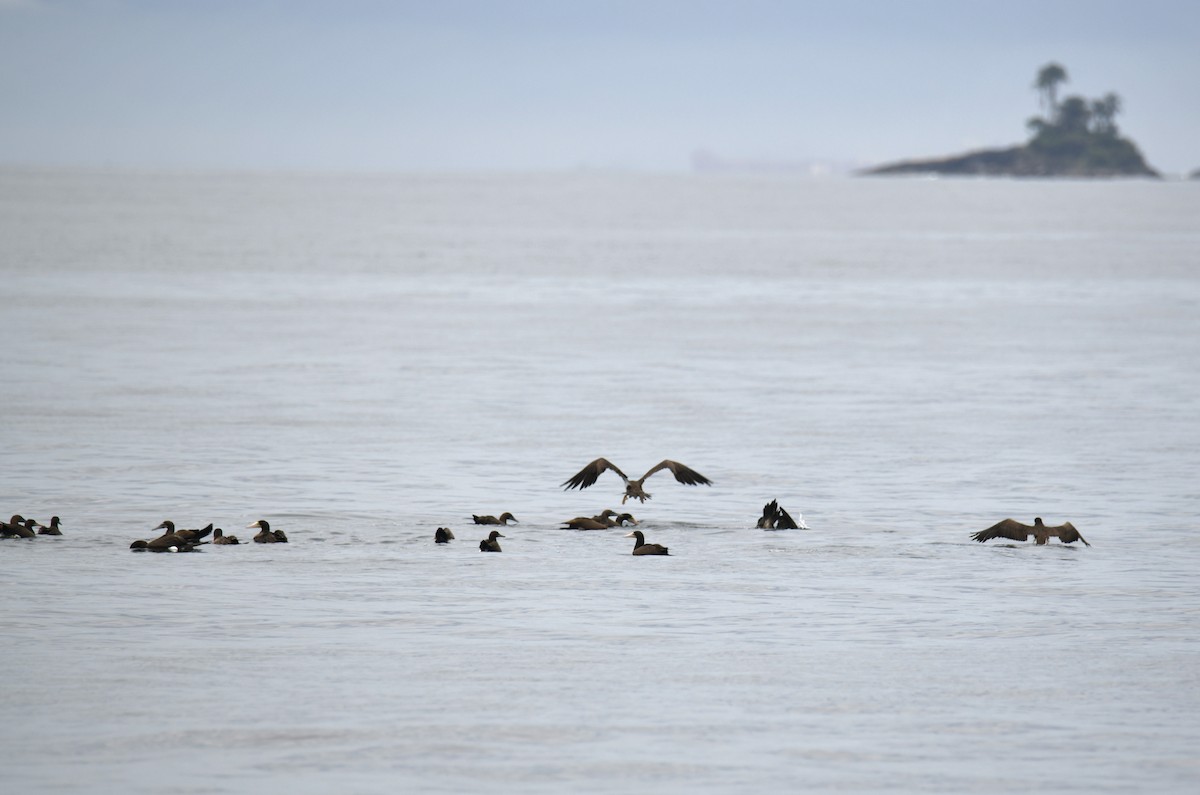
562,458 -> 712,504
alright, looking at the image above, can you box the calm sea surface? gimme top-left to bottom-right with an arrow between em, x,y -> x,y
2,170 -> 1199,793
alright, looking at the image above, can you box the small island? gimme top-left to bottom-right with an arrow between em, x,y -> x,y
864,63 -> 1159,178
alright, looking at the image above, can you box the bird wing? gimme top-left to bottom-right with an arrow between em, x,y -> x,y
776,506 -> 800,530
641,460 -> 712,486
562,458 -> 629,490
971,518 -> 1031,543
1052,521 -> 1090,546
757,500 -> 777,528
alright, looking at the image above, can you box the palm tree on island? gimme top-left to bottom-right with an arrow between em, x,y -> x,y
864,63 -> 1158,178
1034,62 -> 1068,116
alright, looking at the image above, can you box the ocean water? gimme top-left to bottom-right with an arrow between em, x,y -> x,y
2,169 -> 1198,793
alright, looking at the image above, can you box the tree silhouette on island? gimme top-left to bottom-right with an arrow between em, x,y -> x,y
864,63 -> 1158,178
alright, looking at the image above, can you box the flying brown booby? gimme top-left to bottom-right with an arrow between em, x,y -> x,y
562,458 -> 712,504
971,517 -> 1089,546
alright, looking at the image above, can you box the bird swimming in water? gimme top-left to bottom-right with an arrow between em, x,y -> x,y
435,526 -> 455,544
562,509 -> 619,530
248,519 -> 288,543
2,515 -> 38,538
562,509 -> 639,530
625,530 -> 669,556
971,517 -> 1089,546
472,512 -> 518,525
131,522 -> 196,552
1,514 -> 26,537
152,520 -> 212,544
37,516 -> 63,535
479,530 -> 504,552
212,528 -> 240,545
562,458 -> 712,504
129,539 -> 196,552
756,500 -> 806,530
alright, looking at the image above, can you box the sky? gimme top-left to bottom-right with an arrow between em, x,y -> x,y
1,0 -> 1198,174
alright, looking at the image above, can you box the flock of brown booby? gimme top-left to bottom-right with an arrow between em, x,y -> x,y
3,456 -> 1091,553
127,519 -> 288,551
0,515 -> 62,537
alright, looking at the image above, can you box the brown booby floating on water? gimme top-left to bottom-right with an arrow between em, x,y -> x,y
435,526 -> 455,544
212,528 -> 240,545
624,530 -> 669,556
479,530 -> 504,552
1,514 -> 27,537
472,512 -> 518,525
971,517 -> 1089,546
37,516 -> 63,535
2,516 -> 38,538
562,509 -> 639,530
131,523 -> 195,552
562,458 -> 712,504
248,519 -> 288,543
152,520 -> 212,544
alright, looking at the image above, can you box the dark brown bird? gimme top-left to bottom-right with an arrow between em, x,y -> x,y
479,529 -> 504,552
756,500 -> 805,530
248,519 -> 288,543
131,523 -> 195,552
435,526 -> 455,544
562,458 -> 712,504
212,528 -> 240,545
1,514 -> 27,537
37,516 -> 63,535
625,530 -> 669,556
152,520 -> 212,544
971,517 -> 1089,546
562,509 -> 640,530
130,539 -> 196,552
4,516 -> 39,538
472,512 -> 518,525
561,509 -> 619,530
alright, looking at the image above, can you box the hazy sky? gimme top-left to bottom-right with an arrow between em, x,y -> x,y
2,0 -> 1197,174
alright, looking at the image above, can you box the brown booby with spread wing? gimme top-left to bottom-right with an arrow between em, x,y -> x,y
971,517 -> 1089,546
562,458 -> 711,504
